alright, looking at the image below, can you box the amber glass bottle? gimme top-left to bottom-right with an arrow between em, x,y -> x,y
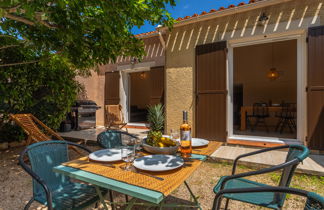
180,111 -> 192,158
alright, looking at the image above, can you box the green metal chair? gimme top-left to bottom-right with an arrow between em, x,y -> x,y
213,144 -> 309,210
97,130 -> 138,149
19,140 -> 107,210
213,186 -> 324,210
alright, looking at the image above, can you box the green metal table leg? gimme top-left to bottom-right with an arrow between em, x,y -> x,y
95,186 -> 109,210
125,197 -> 137,210
184,181 -> 202,210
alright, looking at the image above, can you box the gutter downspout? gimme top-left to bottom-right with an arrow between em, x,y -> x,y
156,26 -> 166,50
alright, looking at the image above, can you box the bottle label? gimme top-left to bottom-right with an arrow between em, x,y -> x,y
180,130 -> 191,141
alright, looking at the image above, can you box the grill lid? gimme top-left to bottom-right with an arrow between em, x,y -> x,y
73,100 -> 100,109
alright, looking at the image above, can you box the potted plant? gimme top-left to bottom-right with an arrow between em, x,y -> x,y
142,104 -> 179,154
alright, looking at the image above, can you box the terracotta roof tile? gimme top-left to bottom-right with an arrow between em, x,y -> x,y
136,0 -> 264,37
135,30 -> 158,37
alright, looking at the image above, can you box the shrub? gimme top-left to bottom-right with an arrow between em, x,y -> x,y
0,39 -> 80,143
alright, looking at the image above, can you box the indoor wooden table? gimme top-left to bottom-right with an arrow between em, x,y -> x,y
53,142 -> 221,209
240,106 -> 282,131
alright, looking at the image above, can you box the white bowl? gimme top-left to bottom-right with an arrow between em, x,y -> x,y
142,138 -> 179,155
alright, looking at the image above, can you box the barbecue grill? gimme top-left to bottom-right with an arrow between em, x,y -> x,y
72,100 -> 101,130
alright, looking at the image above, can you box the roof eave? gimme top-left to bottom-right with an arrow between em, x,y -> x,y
135,32 -> 159,39
158,0 -> 293,31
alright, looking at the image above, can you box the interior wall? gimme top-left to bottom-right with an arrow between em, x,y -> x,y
130,72 -> 151,109
233,40 -> 297,106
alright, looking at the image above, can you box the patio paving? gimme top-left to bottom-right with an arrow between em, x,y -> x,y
210,145 -> 324,176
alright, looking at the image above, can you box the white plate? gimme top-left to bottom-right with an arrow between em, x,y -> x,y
89,149 -> 128,162
133,155 -> 184,172
175,138 -> 209,147
191,138 -> 209,147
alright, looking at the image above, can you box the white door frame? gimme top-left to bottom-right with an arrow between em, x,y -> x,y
120,67 -> 151,123
227,29 -> 307,144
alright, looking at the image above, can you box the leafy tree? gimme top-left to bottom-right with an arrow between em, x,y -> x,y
0,0 -> 175,72
0,1 -> 176,143
0,37 -> 80,142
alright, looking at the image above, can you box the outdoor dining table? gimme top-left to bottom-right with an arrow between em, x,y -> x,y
53,141 -> 221,209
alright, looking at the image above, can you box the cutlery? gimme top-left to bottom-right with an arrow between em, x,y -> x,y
104,163 -> 116,168
133,169 -> 164,181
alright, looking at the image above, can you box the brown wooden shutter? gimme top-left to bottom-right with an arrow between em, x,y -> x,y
105,72 -> 120,105
307,26 -> 324,150
195,41 -> 227,141
149,66 -> 165,105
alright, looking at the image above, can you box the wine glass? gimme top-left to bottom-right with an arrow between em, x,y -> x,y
121,146 -> 135,171
170,129 -> 180,141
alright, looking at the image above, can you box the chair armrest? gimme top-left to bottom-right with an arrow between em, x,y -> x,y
220,159 -> 299,190
213,186 -> 307,210
19,149 -> 53,210
232,145 -> 290,175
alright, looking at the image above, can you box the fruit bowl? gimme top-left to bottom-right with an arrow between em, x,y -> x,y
142,138 -> 179,155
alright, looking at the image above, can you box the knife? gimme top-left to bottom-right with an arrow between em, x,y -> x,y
133,169 -> 164,181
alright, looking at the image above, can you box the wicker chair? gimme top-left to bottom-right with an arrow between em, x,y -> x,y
105,105 -> 127,131
19,140 -> 107,210
10,114 -> 64,145
213,186 -> 324,210
9,113 -> 81,154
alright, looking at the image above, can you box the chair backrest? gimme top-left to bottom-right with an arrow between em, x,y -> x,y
252,103 -> 269,117
281,103 -> 297,118
9,114 -> 63,142
97,130 -> 136,149
25,141 -> 71,198
105,105 -> 123,125
97,130 -> 123,149
276,144 -> 309,207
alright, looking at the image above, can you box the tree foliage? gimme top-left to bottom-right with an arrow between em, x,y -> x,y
0,37 -> 80,142
0,0 -> 176,142
0,0 -> 175,72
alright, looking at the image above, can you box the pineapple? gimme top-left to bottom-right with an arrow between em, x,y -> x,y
147,104 -> 164,146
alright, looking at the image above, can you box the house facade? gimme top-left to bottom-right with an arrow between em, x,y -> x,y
79,0 -> 324,150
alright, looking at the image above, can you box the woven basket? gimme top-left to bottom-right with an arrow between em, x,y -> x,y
142,138 -> 179,155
